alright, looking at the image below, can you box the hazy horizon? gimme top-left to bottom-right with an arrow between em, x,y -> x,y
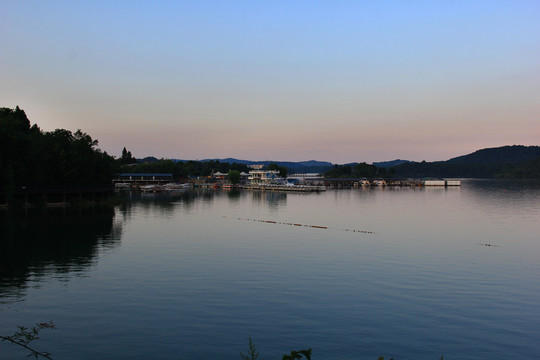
2,1 -> 539,163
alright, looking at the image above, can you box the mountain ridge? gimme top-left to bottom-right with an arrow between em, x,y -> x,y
136,145 -> 540,178
446,145 -> 540,164
394,145 -> 540,178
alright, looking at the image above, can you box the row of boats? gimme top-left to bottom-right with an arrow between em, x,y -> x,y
115,183 -> 192,193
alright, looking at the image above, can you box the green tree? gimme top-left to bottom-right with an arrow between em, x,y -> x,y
267,163 -> 288,177
353,162 -> 377,178
239,337 -> 259,360
0,106 -> 114,192
120,147 -> 137,165
228,170 -> 241,184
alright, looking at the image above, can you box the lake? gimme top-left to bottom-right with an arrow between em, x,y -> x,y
1,180 -> 539,360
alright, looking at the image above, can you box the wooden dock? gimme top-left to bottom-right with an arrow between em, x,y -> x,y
242,184 -> 326,192
323,178 -> 461,188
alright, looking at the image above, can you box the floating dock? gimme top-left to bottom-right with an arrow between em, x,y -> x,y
423,180 -> 461,186
242,184 -> 326,192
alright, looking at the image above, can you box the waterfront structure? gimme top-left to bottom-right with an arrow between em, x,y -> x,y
212,172 -> 227,179
245,170 -> 325,191
113,173 -> 174,186
248,170 -> 283,185
240,172 -> 250,183
287,173 -> 324,185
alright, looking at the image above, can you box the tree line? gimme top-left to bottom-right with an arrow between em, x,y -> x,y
116,157 -> 252,179
0,107 -> 113,195
3,106 -> 538,200
0,106 -> 292,196
0,106 -> 269,195
323,162 -> 395,178
392,158 -> 540,179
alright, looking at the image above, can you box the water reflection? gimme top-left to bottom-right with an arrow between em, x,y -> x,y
1,182 -> 539,359
461,179 -> 540,217
226,189 -> 241,200
251,190 -> 287,209
0,206 -> 121,303
115,190 -> 200,222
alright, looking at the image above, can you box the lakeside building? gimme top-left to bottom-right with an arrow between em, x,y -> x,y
287,173 -> 324,185
113,173 -> 174,185
240,172 -> 250,183
212,171 -> 228,179
248,170 -> 283,185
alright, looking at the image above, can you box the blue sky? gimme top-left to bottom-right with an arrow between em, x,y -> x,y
1,1 -> 539,163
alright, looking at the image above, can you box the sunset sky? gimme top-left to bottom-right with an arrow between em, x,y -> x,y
1,1 -> 539,163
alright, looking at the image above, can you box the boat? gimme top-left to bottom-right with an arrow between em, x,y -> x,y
141,184 -> 163,193
114,182 -> 131,190
163,183 -> 191,193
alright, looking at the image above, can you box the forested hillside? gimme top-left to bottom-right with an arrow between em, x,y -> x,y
0,107 -> 113,193
446,145 -> 540,164
3,106 -> 538,187
394,145 -> 540,179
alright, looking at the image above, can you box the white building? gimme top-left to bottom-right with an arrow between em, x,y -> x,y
248,170 -> 283,184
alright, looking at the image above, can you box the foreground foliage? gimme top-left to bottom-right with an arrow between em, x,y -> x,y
241,338 -> 312,360
0,321 -> 56,359
240,338 -> 443,360
1,327 -> 444,360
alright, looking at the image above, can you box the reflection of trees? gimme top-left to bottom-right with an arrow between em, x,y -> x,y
226,189 -> 241,200
462,179 -> 540,215
0,206 -> 120,302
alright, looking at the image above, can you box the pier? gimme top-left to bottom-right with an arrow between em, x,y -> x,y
323,178 -> 461,188
242,184 -> 326,192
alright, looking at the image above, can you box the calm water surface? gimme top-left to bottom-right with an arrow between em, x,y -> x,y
1,180 -> 539,360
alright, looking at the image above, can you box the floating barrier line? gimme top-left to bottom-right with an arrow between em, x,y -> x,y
223,216 -> 374,234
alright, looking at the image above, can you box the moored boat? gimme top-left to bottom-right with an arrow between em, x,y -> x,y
141,184 -> 163,193
163,183 -> 191,192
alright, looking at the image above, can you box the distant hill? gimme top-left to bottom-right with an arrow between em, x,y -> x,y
394,145 -> 540,179
192,158 -> 334,173
504,155 -> 540,179
136,145 -> 540,179
446,145 -> 540,164
373,159 -> 412,168
139,156 -> 159,163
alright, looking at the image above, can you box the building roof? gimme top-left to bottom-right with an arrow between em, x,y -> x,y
116,173 -> 173,177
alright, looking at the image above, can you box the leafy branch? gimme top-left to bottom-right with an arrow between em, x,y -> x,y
0,321 -> 56,359
240,337 -> 261,360
282,348 -> 312,360
241,338 -> 443,360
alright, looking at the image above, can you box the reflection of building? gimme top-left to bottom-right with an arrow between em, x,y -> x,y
248,170 -> 283,184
